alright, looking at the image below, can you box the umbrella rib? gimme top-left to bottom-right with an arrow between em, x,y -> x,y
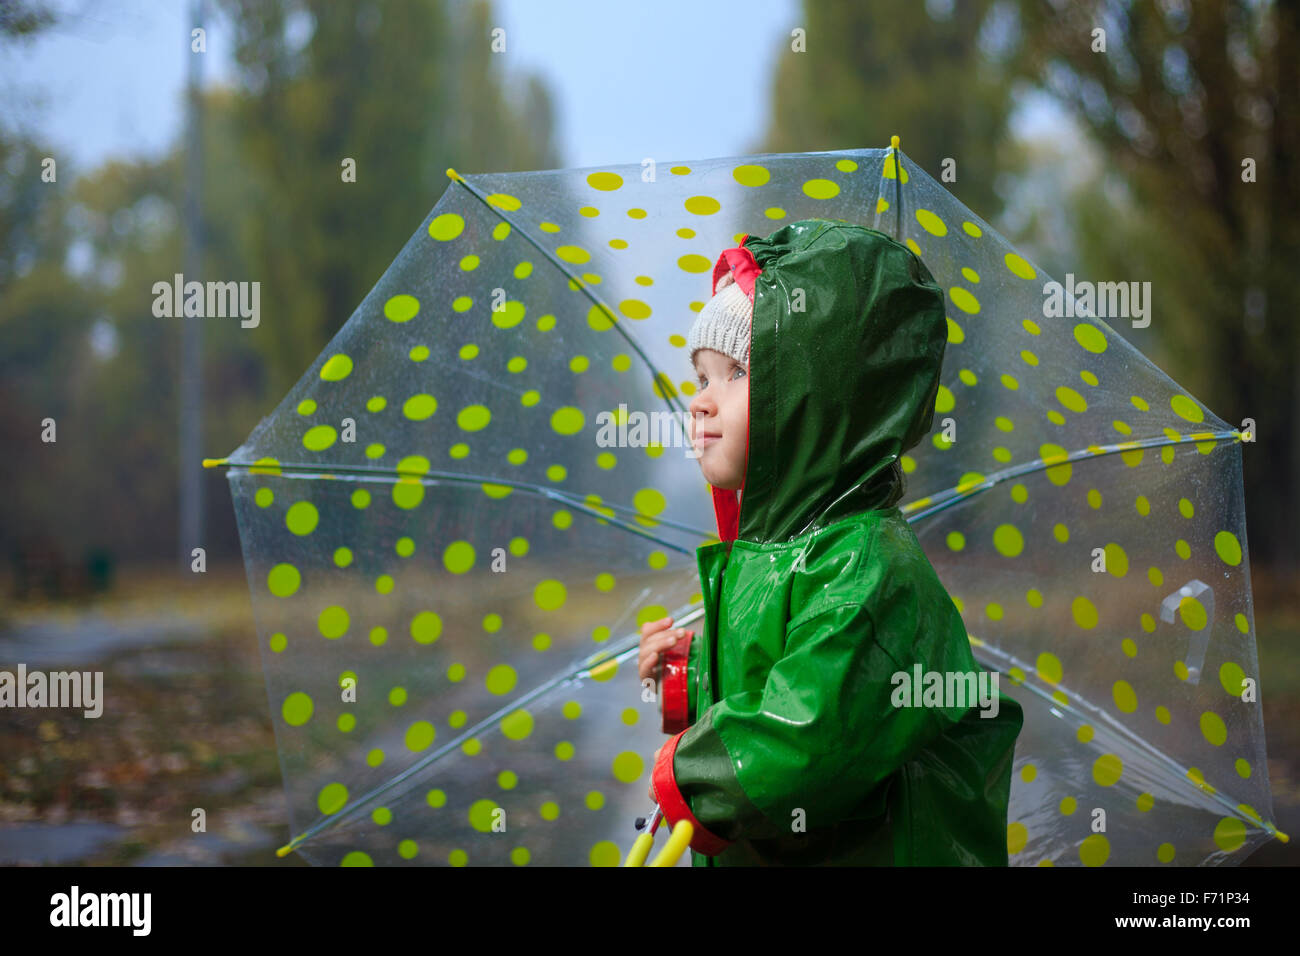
276,603 -> 707,857
212,458 -> 713,550
969,639 -> 1288,845
445,169 -> 690,421
892,140 -> 903,240
901,428 -> 1243,523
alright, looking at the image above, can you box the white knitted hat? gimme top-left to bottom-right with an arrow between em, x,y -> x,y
688,269 -> 752,367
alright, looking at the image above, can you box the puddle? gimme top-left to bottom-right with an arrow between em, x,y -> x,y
0,822 -> 128,864
0,612 -> 206,669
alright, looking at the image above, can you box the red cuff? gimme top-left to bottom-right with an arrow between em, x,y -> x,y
651,729 -> 732,857
660,629 -> 693,735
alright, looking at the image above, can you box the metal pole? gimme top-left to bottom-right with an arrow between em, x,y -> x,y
179,0 -> 205,569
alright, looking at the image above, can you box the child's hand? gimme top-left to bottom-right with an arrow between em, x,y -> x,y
638,615 -> 690,694
649,745 -> 663,801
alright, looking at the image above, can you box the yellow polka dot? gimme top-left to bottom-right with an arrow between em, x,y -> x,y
992,524 -> 1023,557
1056,386 -> 1087,413
949,287 -> 980,314
1214,530 -> 1242,566
551,407 -> 584,435
1113,680 -> 1137,713
428,213 -> 464,241
534,579 -> 567,611
1170,394 -> 1204,423
491,300 -> 524,328
1212,817 -> 1246,852
915,208 -> 947,236
1200,711 -> 1227,746
1072,596 -> 1099,629
1093,753 -> 1123,786
556,245 -> 591,264
934,384 -> 955,413
586,171 -> 622,191
802,178 -> 839,199
1007,822 -> 1028,855
1219,662 -> 1247,697
733,164 -> 770,187
1079,833 -> 1110,866
457,405 -> 491,432
589,841 -> 621,866
303,425 -> 337,451
1179,595 -> 1208,630
1073,322 -> 1107,353
611,752 -> 644,783
486,665 -> 517,695
684,195 -> 720,215
1036,653 -> 1062,684
320,354 -> 353,381
1004,253 -> 1036,280
881,153 -> 908,182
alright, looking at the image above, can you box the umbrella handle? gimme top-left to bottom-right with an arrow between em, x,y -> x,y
623,831 -> 656,867
647,820 -> 694,867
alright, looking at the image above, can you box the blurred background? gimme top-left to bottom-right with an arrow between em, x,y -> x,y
0,0 -> 1295,865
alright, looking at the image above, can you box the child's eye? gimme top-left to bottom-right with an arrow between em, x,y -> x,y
731,365 -> 747,381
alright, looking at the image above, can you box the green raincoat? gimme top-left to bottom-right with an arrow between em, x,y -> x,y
650,219 -> 1024,866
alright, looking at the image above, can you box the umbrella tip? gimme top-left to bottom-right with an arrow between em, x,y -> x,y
890,134 -> 900,149
446,167 -> 463,182
275,843 -> 294,858
202,457 -> 228,469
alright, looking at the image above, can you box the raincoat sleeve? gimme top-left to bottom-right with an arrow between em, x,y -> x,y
659,628 -> 698,734
650,600 -> 960,856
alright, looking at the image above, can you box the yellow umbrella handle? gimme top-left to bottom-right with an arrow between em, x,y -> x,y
647,820 -> 694,867
623,831 -> 656,867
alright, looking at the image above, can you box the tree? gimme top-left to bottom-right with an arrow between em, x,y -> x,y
1005,0 -> 1298,570
760,0 -> 1025,221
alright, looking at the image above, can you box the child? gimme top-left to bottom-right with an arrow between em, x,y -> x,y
638,219 -> 1024,866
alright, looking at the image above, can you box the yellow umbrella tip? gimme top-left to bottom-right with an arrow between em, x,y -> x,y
446,167 -> 463,182
275,843 -> 294,858
201,457 -> 228,469
890,134 -> 900,149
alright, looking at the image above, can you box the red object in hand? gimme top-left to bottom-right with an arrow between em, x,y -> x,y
660,629 -> 693,734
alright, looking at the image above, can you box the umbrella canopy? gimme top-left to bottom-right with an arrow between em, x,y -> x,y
209,138 -> 1284,865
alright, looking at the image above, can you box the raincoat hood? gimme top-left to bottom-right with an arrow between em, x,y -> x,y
709,219 -> 948,544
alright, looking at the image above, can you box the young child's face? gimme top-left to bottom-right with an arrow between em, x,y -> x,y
688,348 -> 748,490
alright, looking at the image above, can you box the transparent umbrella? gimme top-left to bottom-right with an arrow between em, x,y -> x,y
206,137 -> 1285,866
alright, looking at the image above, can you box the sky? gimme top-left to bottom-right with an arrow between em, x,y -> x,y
0,0 -> 808,174
1,0 -> 1075,176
